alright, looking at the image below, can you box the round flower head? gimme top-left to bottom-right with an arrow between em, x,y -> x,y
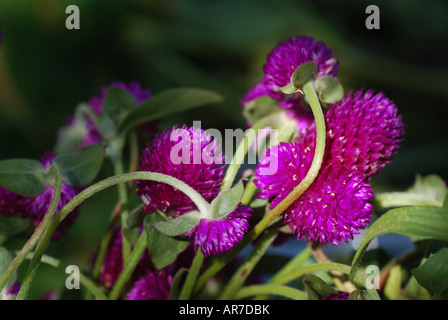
58,82 -> 152,150
1,282 -> 20,300
99,228 -> 153,289
127,270 -> 172,300
324,89 -> 404,178
23,152 -> 81,240
136,125 -> 225,214
185,205 -> 252,258
0,187 -> 27,218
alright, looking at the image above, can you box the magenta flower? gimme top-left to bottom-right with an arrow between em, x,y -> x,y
58,81 -> 153,150
23,152 -> 81,240
127,270 -> 172,300
185,205 -> 253,258
254,89 -> 404,246
136,125 -> 225,215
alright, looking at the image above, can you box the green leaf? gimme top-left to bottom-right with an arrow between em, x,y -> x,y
119,88 -> 223,134
54,117 -> 87,154
404,275 -> 431,300
102,88 -> 137,123
412,248 -> 448,299
375,174 -> 448,208
54,146 -> 105,186
144,214 -> 190,270
0,159 -> 47,196
302,274 -> 337,300
277,83 -> 298,95
290,61 -> 317,88
242,96 -> 279,125
0,216 -> 30,236
0,247 -> 16,290
314,76 -> 344,105
123,206 -> 145,247
350,206 -> 448,282
211,180 -> 244,220
153,210 -> 201,237
384,264 -> 403,300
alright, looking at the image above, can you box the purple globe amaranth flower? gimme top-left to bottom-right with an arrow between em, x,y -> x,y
99,228 -> 153,289
185,205 -> 253,258
323,89 -> 404,178
136,125 -> 225,215
58,82 -> 153,150
0,187 -> 28,217
254,89 -> 403,245
322,291 -> 350,300
23,152 -> 81,240
241,36 -> 337,134
127,270 -> 172,300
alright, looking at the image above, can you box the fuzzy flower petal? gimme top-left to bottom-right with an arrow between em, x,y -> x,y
185,206 -> 252,258
127,270 -> 172,300
136,125 -> 225,214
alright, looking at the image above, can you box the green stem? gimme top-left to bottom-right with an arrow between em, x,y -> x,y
274,262 -> 380,300
0,164 -> 62,292
235,284 -> 307,300
109,232 -> 147,300
194,80 -> 326,294
178,247 -> 205,300
21,253 -> 108,300
219,229 -> 278,300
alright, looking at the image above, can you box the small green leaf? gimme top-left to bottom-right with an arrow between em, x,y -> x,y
412,248 -> 448,299
54,146 -> 105,186
314,76 -> 344,105
350,206 -> 448,282
0,247 -> 16,289
54,118 -> 87,154
119,88 -> 223,134
123,206 -> 145,247
153,210 -> 201,237
302,274 -> 337,300
375,174 -> 448,208
276,83 -> 298,95
211,180 -> 244,220
0,159 -> 47,196
290,61 -> 317,88
0,216 -> 30,236
145,214 -> 190,270
243,96 -> 280,125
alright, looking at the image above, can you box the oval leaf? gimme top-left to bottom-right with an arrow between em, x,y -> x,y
0,216 -> 30,236
119,88 -> 223,134
55,146 -> 105,186
0,159 -> 46,196
102,87 -> 137,122
290,61 -> 317,87
144,213 -> 190,270
350,206 -> 448,282
211,180 -> 244,220
153,210 -> 201,236
303,274 -> 337,300
412,248 -> 448,299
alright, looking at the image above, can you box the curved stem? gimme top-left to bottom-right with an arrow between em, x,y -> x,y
0,164 -> 62,292
178,247 -> 205,300
235,284 -> 307,300
109,232 -> 147,300
194,80 -> 326,294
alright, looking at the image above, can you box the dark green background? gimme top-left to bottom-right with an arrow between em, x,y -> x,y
0,0 -> 447,299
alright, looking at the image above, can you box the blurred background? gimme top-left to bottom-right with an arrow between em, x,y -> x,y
0,0 -> 447,299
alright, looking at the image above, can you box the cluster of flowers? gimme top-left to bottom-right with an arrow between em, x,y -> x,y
0,35 -> 404,299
